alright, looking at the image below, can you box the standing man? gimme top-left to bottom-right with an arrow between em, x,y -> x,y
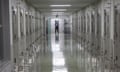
55,20 -> 59,33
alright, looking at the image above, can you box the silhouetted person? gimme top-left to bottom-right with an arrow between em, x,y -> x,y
55,20 -> 59,33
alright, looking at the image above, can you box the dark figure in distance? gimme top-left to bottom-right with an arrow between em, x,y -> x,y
55,20 -> 59,33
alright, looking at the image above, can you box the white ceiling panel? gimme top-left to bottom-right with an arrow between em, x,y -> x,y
26,0 -> 100,16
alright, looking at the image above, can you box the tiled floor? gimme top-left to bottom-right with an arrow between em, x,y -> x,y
33,33 -> 103,72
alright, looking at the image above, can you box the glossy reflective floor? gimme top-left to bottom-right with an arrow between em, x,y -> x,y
33,33 -> 103,72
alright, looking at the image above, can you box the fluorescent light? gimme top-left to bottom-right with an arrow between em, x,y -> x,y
51,9 -> 67,11
51,12 -> 64,15
50,5 -> 71,7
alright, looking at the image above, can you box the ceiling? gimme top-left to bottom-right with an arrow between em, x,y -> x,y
26,0 -> 99,16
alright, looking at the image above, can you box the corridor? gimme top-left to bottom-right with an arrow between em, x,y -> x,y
1,0 -> 120,72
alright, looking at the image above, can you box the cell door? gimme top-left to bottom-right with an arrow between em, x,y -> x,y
81,16 -> 84,34
104,9 -> 110,38
96,12 -> 101,53
12,7 -> 18,41
20,12 -> 24,37
114,6 -> 120,67
114,6 -> 120,41
0,0 -> 11,61
26,14 -> 29,35
87,14 -> 90,34
0,0 -> 4,60
103,9 -> 111,55
83,15 -> 86,34
80,16 -> 82,34
29,15 -> 32,34
91,13 -> 95,36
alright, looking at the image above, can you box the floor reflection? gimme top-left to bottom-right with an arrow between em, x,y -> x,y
55,34 -> 59,42
36,33 -> 103,72
51,33 -> 68,72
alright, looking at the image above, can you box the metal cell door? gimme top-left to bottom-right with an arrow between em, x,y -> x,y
0,0 -> 4,60
114,5 -> 120,68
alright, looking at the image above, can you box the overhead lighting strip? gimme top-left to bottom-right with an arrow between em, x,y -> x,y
51,9 -> 67,11
50,5 -> 72,7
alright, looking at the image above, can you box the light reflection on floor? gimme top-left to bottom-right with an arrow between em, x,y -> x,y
51,34 -> 68,72
36,33 -> 106,72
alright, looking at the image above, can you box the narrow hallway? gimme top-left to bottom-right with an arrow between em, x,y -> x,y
1,0 -> 120,72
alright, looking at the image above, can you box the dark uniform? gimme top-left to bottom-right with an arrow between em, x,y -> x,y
55,20 -> 59,33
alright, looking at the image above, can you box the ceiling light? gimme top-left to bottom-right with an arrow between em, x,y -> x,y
50,5 -> 71,7
51,9 -> 67,11
51,12 -> 64,15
